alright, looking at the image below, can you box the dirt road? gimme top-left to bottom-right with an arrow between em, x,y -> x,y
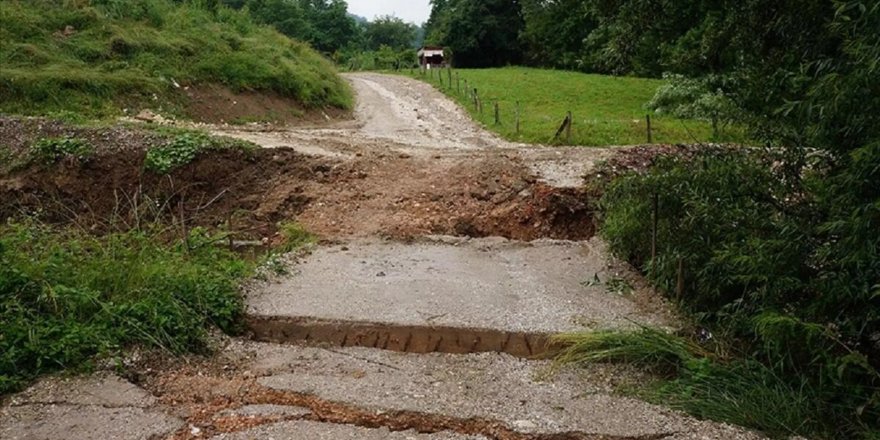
0,74 -> 763,440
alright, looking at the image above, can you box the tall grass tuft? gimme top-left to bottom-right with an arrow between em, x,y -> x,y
553,329 -> 848,439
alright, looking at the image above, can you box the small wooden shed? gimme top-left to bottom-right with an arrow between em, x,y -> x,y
418,46 -> 445,68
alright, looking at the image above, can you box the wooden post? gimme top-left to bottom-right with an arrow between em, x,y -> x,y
447,67 -> 452,89
456,73 -> 460,94
646,114 -> 653,144
553,113 -> 571,141
676,258 -> 685,299
473,88 -> 479,111
515,101 -> 521,134
565,111 -> 572,143
651,192 -> 658,276
494,101 -> 500,125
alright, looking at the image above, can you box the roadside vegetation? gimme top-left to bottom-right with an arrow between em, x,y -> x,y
409,67 -> 741,146
545,1 -> 880,439
0,0 -> 352,119
0,122 -> 315,395
0,222 -> 250,394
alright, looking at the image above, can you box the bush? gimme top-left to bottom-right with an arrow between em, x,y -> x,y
0,222 -> 251,394
595,147 -> 880,438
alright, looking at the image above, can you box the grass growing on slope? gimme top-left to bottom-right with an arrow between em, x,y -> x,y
409,66 -> 745,146
0,222 -> 251,394
553,329 -> 848,439
0,0 -> 352,118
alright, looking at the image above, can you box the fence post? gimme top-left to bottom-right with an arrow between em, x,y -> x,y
447,67 -> 452,89
553,112 -> 571,141
676,258 -> 685,299
651,191 -> 658,276
473,88 -> 479,111
456,73 -> 460,94
646,114 -> 653,144
494,101 -> 500,125
515,101 -> 521,134
565,111 -> 572,143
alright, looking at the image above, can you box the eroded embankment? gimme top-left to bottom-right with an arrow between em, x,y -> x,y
0,117 -> 596,242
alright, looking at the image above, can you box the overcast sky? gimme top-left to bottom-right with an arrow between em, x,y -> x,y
345,0 -> 431,25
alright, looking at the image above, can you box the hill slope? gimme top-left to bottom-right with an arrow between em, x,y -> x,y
0,0 -> 352,119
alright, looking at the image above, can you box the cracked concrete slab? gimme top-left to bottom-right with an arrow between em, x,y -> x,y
247,237 -> 673,335
230,341 -> 762,440
0,403 -> 183,440
6,372 -> 156,408
210,420 -> 488,439
0,373 -> 183,440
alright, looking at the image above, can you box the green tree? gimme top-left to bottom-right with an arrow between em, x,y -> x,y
364,15 -> 418,50
425,0 -> 524,67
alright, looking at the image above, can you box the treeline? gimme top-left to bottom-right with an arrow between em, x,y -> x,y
427,0 -> 837,76
216,0 -> 421,56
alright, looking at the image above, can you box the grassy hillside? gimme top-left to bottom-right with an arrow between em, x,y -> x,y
0,0 -> 352,119
411,67 -> 744,146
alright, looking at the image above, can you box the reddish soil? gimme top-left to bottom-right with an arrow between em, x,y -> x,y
182,84 -> 351,125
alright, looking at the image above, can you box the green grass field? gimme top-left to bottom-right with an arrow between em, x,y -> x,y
407,66 -> 743,146
0,0 -> 352,119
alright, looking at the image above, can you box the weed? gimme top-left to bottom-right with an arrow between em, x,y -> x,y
144,132 -> 210,174
30,137 -> 95,163
144,131 -> 253,174
277,221 -> 316,253
605,278 -> 634,295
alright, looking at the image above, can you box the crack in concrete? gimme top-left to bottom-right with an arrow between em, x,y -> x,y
164,376 -> 676,440
8,401 -> 155,410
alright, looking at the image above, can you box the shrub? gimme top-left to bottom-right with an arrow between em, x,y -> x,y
594,147 -> 880,438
